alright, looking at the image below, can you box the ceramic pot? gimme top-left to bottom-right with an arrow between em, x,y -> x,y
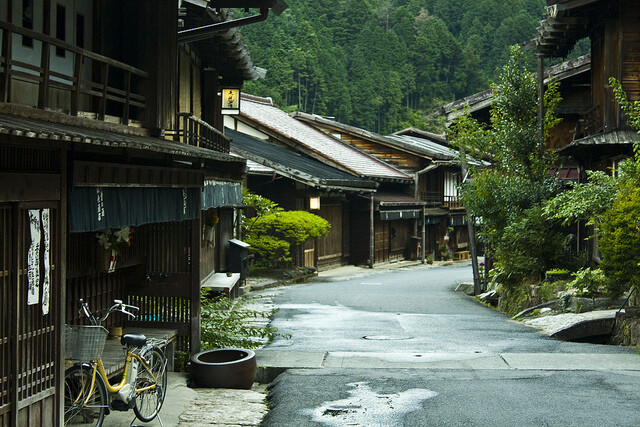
190,349 -> 256,389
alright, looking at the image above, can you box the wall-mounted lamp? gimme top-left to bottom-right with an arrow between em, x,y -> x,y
221,88 -> 240,115
309,196 -> 320,210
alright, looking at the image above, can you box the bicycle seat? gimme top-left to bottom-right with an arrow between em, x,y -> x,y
121,333 -> 147,347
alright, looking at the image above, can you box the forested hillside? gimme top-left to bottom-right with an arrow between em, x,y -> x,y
239,1 -> 551,134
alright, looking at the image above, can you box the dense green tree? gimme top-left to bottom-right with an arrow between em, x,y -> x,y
239,0 -> 567,133
448,46 -> 564,292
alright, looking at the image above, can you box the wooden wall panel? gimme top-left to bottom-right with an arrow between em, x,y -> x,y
389,219 -> 410,255
14,205 -> 58,427
349,210 -> 370,265
317,204 -> 342,261
621,1 -> 640,103
591,29 -> 605,132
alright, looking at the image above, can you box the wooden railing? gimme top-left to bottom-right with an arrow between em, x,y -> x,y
168,113 -> 230,153
421,191 -> 443,207
444,195 -> 463,209
420,191 -> 464,209
0,22 -> 147,125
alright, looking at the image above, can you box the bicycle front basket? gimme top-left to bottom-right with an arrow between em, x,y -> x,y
65,325 -> 108,361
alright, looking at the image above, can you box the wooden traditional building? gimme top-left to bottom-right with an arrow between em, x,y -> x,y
226,95 -> 421,266
294,112 -> 482,260
227,127 -> 378,270
535,0 -> 639,171
0,1 -> 279,424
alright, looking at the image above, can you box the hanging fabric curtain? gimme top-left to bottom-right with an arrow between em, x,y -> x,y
69,187 -> 200,233
202,181 -> 243,210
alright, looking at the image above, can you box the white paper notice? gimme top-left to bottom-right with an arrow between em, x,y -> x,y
41,209 -> 50,315
27,210 -> 41,305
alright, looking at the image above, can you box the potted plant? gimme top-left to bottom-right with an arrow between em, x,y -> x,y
204,210 -> 219,248
426,254 -> 433,265
96,226 -> 133,272
438,243 -> 449,258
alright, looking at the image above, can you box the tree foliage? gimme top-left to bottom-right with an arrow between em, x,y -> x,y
242,192 -> 330,268
239,0 -> 578,134
448,45 -> 565,289
598,183 -> 640,298
590,78 -> 640,297
544,170 -> 617,227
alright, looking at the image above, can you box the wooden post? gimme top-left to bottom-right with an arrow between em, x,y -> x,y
421,205 -> 426,264
190,196 -> 202,355
38,42 -> 51,109
99,63 -> 109,121
71,53 -> 83,116
460,151 -> 481,294
57,149 -> 68,425
123,71 -> 131,125
1,28 -> 12,103
369,196 -> 374,269
10,205 -> 19,427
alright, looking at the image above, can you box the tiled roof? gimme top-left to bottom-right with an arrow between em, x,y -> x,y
239,98 -> 411,181
227,128 -> 377,192
385,134 -> 489,167
385,134 -> 459,160
0,111 -> 242,163
373,192 -> 425,206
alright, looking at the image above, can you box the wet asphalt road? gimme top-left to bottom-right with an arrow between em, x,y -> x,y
260,263 -> 640,426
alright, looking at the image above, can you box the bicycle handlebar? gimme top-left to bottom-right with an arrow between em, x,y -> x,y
78,298 -> 139,325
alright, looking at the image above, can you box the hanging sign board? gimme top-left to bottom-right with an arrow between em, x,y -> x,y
221,88 -> 240,115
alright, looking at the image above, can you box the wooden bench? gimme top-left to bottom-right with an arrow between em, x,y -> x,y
201,272 -> 242,299
101,327 -> 179,377
453,250 -> 470,260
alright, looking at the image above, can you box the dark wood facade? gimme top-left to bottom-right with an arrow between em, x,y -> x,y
1,143 -> 63,426
0,1 -> 257,424
538,0 -> 640,159
293,113 -> 471,262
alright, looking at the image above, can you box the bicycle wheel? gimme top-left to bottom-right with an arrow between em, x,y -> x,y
133,346 -> 167,422
63,364 -> 108,427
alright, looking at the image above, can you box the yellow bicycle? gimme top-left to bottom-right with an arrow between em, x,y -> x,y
64,299 -> 167,426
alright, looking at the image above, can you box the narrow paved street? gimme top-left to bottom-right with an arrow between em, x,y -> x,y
256,263 -> 640,426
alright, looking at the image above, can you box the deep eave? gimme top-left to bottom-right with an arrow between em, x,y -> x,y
0,105 -> 245,173
535,0 -> 602,58
180,1 -> 267,82
226,127 -> 378,193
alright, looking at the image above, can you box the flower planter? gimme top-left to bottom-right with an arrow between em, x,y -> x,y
189,349 -> 256,389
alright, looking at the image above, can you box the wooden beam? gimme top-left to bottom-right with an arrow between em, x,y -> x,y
190,211 -> 202,354
0,173 -> 61,202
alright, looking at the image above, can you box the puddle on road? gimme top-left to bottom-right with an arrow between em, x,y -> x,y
362,335 -> 413,340
303,381 -> 438,426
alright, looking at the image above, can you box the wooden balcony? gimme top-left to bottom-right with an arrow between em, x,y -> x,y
167,113 -> 230,153
0,22 -> 147,125
420,191 -> 464,209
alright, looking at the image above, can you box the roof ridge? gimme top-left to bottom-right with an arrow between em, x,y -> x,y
241,93 -> 273,106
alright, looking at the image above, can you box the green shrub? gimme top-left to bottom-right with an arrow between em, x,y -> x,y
567,268 -> 610,299
244,234 -> 292,267
540,279 -> 569,302
599,183 -> 640,298
497,283 -> 529,317
200,295 -> 284,350
493,205 -> 571,284
242,192 -> 330,268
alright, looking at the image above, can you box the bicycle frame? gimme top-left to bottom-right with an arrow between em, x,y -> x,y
101,350 -> 158,395
74,348 -> 158,407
